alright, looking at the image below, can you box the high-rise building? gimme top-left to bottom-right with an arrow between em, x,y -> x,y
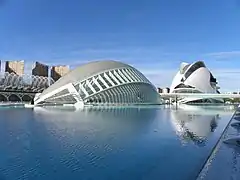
51,65 -> 70,81
5,60 -> 24,76
32,61 -> 49,77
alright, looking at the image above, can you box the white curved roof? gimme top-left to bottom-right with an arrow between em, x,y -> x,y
39,60 -> 141,98
170,60 -> 217,93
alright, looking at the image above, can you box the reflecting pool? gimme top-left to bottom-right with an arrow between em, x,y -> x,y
0,105 -> 236,180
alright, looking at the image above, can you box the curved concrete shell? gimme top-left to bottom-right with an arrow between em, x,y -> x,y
170,61 -> 223,104
34,60 -> 161,106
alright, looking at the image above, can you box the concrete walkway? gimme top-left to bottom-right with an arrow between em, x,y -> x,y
196,105 -> 240,180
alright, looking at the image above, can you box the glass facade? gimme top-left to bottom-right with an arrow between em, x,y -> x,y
184,61 -> 205,80
174,83 -> 194,89
185,98 -> 223,104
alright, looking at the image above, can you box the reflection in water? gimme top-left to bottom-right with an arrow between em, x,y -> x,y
33,106 -> 158,137
0,105 -> 235,180
170,104 -> 235,146
33,105 -> 235,149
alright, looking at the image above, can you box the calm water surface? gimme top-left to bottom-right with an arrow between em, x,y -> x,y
0,105 -> 236,180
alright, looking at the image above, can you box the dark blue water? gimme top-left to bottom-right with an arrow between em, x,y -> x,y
0,105 -> 235,180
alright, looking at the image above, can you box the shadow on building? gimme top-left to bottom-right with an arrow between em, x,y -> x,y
51,69 -> 61,82
32,61 -> 49,77
5,64 -> 15,74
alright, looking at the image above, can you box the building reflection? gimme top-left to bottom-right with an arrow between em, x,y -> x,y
33,106 -> 158,119
33,106 -> 158,138
33,105 -> 235,148
170,105 -> 224,146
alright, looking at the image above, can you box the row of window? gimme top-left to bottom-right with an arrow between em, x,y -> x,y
74,68 -> 150,99
186,98 -> 223,104
172,89 -> 201,93
174,83 -> 194,89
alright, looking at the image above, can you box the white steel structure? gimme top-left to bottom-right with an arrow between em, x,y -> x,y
34,60 -> 161,106
0,72 -> 55,92
170,61 -> 223,104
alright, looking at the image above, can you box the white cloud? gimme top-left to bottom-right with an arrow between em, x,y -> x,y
138,67 -> 177,88
210,68 -> 240,92
70,46 -> 170,57
205,51 -> 240,59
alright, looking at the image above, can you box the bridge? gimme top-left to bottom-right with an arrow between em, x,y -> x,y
0,72 -> 55,102
159,93 -> 240,99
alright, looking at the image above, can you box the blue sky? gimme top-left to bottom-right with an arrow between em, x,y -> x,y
1,0 -> 240,91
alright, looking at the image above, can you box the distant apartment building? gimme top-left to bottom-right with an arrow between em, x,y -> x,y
51,65 -> 70,81
157,87 -> 170,93
157,88 -> 163,93
162,87 -> 170,93
5,60 -> 24,76
32,61 -> 49,77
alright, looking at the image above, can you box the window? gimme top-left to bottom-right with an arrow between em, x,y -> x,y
121,69 -> 133,82
117,69 -> 129,82
111,70 -> 124,83
84,84 -> 94,95
174,83 -> 194,89
97,78 -> 107,89
184,62 -> 205,80
106,71 -> 118,85
100,74 -> 112,87
210,73 -> 217,83
126,69 -> 138,81
92,83 -> 100,92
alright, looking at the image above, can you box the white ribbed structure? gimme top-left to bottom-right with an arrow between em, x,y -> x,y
0,72 -> 55,92
34,60 -> 161,106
